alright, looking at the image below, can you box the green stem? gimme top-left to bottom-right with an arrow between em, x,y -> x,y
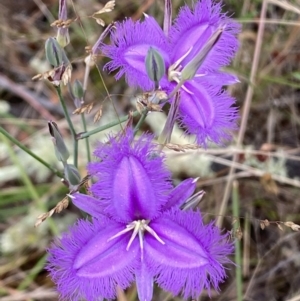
77,110 -> 141,140
0,126 -> 63,178
81,114 -> 91,162
134,108 -> 149,135
232,180 -> 243,301
55,85 -> 78,167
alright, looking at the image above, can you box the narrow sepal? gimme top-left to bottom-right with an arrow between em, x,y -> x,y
162,178 -> 197,211
71,193 -> 105,217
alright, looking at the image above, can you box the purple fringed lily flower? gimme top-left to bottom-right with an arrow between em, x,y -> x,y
47,131 -> 233,301
101,0 -> 240,145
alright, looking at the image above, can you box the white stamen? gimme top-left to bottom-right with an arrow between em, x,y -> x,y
107,224 -> 135,241
171,47 -> 193,70
108,219 -> 165,252
168,46 -> 193,82
181,84 -> 194,95
144,224 -> 165,245
126,221 -> 141,250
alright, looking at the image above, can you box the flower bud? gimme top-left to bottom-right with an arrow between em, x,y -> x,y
57,28 -> 70,48
56,0 -> 70,47
72,80 -> 84,99
64,163 -> 81,187
48,121 -> 70,162
145,47 -> 165,85
45,37 -> 63,67
181,28 -> 223,81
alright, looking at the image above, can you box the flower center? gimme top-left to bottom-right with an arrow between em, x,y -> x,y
167,47 -> 206,96
168,47 -> 193,83
108,219 -> 165,257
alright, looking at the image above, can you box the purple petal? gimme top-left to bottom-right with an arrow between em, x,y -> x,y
110,156 -> 159,221
162,178 -> 197,211
178,81 -> 238,145
71,193 -> 105,217
136,261 -> 154,301
144,210 -> 233,298
47,218 -> 139,301
102,16 -> 171,91
88,130 -> 172,222
170,0 -> 240,72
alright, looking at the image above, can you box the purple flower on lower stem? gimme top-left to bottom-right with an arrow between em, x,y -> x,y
47,131 -> 233,301
101,0 -> 240,145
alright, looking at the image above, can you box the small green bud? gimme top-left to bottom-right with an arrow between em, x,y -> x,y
45,37 -> 63,67
181,28 -> 223,81
64,164 -> 81,186
73,80 -> 84,99
145,47 -> 166,85
57,28 -> 70,48
48,121 -> 70,162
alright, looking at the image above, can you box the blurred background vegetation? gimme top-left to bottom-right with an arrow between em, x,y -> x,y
1,0 -> 300,300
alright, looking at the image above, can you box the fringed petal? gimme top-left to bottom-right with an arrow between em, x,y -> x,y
170,0 -> 240,73
144,210 -> 233,299
178,81 -> 238,146
47,218 -> 139,301
88,130 -> 172,222
102,16 -> 171,91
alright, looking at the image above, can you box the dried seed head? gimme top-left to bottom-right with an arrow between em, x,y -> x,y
94,106 -> 103,123
284,221 -> 300,231
73,102 -> 94,115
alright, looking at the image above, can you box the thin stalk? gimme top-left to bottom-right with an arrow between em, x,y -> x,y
81,114 -> 91,162
0,126 -> 63,178
82,63 -> 92,162
77,110 -> 142,140
134,108 -> 149,135
232,180 -> 243,301
55,85 -> 78,167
